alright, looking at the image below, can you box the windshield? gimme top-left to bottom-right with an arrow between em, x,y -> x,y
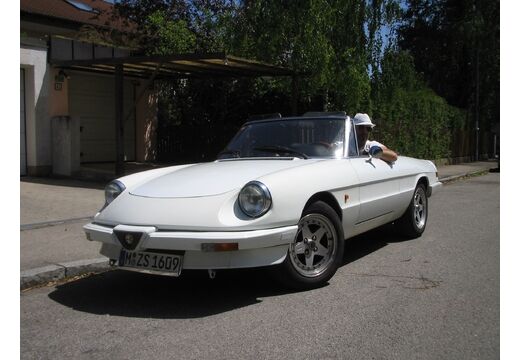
218,118 -> 345,159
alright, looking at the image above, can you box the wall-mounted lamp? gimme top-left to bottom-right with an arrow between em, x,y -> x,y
59,69 -> 70,79
54,69 -> 70,91
55,69 -> 70,82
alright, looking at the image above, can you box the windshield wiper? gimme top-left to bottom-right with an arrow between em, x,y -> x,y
217,148 -> 241,158
253,145 -> 309,159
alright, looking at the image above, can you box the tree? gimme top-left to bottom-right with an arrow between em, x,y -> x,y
398,0 -> 499,137
99,0 -> 485,161
372,49 -> 462,159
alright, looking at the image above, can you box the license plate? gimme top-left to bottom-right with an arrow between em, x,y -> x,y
118,249 -> 183,276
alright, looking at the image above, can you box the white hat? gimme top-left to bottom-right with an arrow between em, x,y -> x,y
353,113 -> 375,128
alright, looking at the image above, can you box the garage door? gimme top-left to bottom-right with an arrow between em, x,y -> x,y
20,69 -> 27,176
69,73 -> 135,163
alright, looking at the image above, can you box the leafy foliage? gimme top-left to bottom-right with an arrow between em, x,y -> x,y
372,50 -> 465,159
398,0 -> 499,134
144,10 -> 195,54
105,0 -> 497,161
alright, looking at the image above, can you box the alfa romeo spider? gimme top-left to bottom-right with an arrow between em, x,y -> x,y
84,112 -> 441,289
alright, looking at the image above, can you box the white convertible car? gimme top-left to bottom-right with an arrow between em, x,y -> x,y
84,112 -> 441,289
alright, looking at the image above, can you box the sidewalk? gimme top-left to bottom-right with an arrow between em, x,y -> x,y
20,159 -> 499,289
20,178 -> 107,288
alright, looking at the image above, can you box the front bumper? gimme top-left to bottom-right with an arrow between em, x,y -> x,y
428,180 -> 442,197
83,223 -> 297,269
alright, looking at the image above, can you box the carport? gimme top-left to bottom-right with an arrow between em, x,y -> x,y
51,49 -> 297,176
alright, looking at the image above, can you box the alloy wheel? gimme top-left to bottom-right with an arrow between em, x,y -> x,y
414,188 -> 427,229
289,213 -> 337,277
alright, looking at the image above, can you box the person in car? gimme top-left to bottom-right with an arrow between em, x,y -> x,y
354,113 -> 398,162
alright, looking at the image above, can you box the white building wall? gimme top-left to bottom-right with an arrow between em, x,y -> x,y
20,69 -> 27,175
20,45 -> 52,175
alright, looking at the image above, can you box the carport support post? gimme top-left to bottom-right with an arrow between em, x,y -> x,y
115,64 -> 124,176
291,75 -> 298,116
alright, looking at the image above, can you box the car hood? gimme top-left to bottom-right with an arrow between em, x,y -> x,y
129,158 -> 320,198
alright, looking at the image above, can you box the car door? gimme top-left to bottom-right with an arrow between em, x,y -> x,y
349,157 -> 401,223
345,118 -> 402,232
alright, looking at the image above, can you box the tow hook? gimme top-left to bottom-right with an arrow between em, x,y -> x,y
208,269 -> 216,279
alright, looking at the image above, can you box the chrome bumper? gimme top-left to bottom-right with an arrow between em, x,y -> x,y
428,181 -> 442,197
83,222 -> 298,269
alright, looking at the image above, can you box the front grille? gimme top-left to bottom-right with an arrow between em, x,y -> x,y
114,230 -> 142,250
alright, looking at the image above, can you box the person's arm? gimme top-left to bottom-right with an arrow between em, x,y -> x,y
379,145 -> 398,162
368,142 -> 398,162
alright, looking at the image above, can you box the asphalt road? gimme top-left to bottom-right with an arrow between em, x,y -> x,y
20,173 -> 500,360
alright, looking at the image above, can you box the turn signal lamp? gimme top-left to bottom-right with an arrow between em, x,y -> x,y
201,243 -> 239,252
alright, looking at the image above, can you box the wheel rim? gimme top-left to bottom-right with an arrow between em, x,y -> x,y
413,188 -> 427,229
289,213 -> 337,278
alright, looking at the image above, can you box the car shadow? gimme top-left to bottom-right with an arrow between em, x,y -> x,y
48,224 -> 412,319
341,224 -> 415,266
47,267 -> 304,319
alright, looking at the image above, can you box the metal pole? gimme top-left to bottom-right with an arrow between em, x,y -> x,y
291,75 -> 298,116
474,0 -> 480,161
493,134 -> 497,158
475,48 -> 480,161
115,64 -> 124,176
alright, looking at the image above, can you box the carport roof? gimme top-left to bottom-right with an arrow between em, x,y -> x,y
51,52 -> 296,78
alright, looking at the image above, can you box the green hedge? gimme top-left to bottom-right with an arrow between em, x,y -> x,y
370,51 -> 465,160
373,88 -> 464,159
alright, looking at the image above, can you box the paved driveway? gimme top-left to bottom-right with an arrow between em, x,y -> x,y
20,178 -> 105,269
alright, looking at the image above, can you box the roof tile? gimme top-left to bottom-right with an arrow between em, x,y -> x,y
21,0 -> 131,31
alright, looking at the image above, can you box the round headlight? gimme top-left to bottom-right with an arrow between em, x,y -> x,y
238,181 -> 272,218
105,180 -> 126,205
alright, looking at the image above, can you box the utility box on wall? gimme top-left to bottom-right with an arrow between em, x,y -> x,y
52,116 -> 80,176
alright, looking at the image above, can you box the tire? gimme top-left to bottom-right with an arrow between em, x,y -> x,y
395,183 -> 428,238
274,201 -> 345,290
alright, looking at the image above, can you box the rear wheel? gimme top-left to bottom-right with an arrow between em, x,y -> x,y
275,201 -> 344,290
395,183 -> 428,238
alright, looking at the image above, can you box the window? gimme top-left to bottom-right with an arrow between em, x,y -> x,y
64,0 -> 99,13
219,118 -> 345,159
347,119 -> 359,157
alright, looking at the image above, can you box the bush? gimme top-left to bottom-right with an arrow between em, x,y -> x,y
372,51 -> 464,159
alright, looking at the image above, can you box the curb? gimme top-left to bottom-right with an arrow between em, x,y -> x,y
20,258 -> 110,290
439,168 -> 491,184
